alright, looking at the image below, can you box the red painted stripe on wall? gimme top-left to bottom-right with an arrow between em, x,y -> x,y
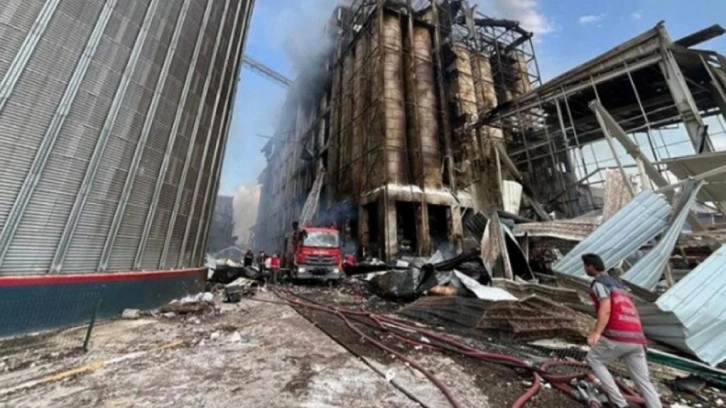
0,268 -> 206,287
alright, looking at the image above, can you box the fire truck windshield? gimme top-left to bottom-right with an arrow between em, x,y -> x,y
303,231 -> 339,248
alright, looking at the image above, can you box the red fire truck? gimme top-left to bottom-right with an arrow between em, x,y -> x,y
284,226 -> 343,282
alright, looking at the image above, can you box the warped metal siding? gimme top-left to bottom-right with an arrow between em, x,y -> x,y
553,190 -> 672,279
0,0 -> 253,275
622,181 -> 702,290
640,246 -> 726,366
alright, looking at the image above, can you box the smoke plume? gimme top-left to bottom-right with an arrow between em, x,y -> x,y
232,184 -> 262,247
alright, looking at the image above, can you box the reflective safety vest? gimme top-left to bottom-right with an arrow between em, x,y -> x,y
589,275 -> 647,344
269,256 -> 280,268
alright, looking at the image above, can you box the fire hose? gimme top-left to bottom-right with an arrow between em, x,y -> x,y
257,290 -> 667,408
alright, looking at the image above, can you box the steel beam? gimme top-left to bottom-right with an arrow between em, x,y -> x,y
657,25 -> 713,153
589,100 -> 706,231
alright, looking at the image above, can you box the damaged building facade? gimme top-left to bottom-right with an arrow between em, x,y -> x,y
254,0 -> 541,260
254,0 -> 726,267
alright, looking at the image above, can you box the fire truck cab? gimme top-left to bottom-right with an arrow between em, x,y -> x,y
285,226 -> 343,282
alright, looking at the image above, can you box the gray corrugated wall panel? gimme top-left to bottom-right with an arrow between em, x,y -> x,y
0,1 -> 46,80
0,0 -> 94,230
135,0 -> 213,270
62,0 -> 168,273
101,0 -> 187,272
0,0 -> 254,275
193,0 -> 250,266
0,1 -> 118,274
155,1 -> 224,269
180,0 -> 242,267
160,0 -> 231,268
651,246 -> 726,366
49,0 -> 156,273
553,190 -> 672,279
0,0 -> 60,113
622,181 -> 703,290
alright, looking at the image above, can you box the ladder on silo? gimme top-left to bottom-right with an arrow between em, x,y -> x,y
299,165 -> 325,227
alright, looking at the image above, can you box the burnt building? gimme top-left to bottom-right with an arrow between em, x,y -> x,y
254,0 -> 540,260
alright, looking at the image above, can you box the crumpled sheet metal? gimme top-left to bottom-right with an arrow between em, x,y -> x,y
553,190 -> 671,279
514,217 -> 600,241
640,245 -> 726,366
477,295 -> 594,342
622,180 -> 702,290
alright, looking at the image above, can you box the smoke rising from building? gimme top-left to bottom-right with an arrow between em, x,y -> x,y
233,184 -> 261,248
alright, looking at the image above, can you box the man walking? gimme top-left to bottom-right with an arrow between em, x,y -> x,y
582,253 -> 662,408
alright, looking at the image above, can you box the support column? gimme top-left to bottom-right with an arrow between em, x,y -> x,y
658,25 -> 713,152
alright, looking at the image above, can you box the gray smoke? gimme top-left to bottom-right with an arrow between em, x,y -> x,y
232,184 -> 261,248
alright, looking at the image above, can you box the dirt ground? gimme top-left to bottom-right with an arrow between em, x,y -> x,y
0,285 -> 722,408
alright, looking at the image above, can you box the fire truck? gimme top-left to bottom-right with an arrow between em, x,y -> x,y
284,225 -> 343,282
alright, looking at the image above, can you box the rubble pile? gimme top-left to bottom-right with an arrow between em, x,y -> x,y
477,295 -> 593,342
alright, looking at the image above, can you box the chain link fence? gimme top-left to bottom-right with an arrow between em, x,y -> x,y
0,286 -> 105,371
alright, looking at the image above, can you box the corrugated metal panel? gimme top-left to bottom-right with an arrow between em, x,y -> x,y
184,2 -> 245,268
640,246 -> 726,366
622,181 -> 702,290
102,0 -> 186,272
553,190 -> 671,278
160,0 -> 231,269
0,0 -> 254,275
0,0 -> 107,273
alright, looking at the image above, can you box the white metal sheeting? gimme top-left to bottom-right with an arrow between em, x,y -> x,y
665,150 -> 726,202
640,246 -> 726,366
622,181 -> 702,290
553,190 -> 672,279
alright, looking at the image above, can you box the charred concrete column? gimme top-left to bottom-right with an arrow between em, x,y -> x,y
472,53 -> 504,213
352,35 -> 367,195
449,44 -> 480,189
382,14 -> 408,186
339,54 -> 355,195
407,26 -> 443,190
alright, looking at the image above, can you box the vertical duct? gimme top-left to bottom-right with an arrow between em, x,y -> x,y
472,52 -> 504,213
382,14 -> 407,186
340,53 -> 355,195
352,35 -> 367,195
449,44 -> 480,188
407,25 -> 442,189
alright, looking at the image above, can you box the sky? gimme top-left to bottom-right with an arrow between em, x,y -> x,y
218,0 -> 726,198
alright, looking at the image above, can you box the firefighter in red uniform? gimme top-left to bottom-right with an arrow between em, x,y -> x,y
582,253 -> 662,408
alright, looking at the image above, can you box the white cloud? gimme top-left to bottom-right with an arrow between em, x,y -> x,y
578,14 -> 605,25
631,11 -> 642,20
472,0 -> 554,35
232,184 -> 262,247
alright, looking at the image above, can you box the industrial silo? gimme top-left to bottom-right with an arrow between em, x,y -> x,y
0,0 -> 254,332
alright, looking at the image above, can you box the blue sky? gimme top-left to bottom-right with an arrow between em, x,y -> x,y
218,0 -> 726,196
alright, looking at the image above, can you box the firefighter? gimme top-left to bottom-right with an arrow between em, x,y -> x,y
582,253 -> 662,408
257,250 -> 267,275
243,249 -> 253,267
269,253 -> 280,284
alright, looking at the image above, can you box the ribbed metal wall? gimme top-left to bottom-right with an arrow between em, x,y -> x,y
0,0 -> 254,275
